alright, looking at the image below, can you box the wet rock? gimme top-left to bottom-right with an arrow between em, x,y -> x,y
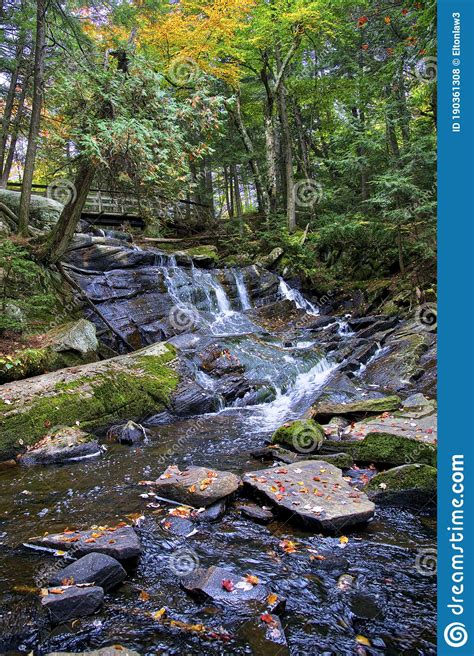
358,318 -> 436,393
199,346 -> 245,377
198,499 -> 227,522
45,319 -> 98,356
354,317 -> 398,339
251,445 -> 352,469
243,461 -> 375,531
155,465 -> 241,507
161,514 -> 196,537
271,419 -> 325,454
311,372 -> 401,420
41,585 -> 104,623
18,427 -> 102,466
180,565 -> 285,612
107,420 -> 146,445
237,503 -> 274,524
29,525 -> 142,561
49,552 -> 126,591
239,613 -> 289,656
306,316 -> 337,331
45,649 -> 140,656
171,382 -> 219,416
367,464 -> 437,507
64,236 -> 157,271
247,299 -> 307,332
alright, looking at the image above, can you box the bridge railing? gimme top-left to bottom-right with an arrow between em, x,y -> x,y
6,182 -> 211,227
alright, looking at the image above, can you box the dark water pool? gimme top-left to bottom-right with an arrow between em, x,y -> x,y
0,410 -> 436,655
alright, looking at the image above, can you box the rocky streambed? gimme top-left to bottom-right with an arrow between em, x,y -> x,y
0,234 -> 437,655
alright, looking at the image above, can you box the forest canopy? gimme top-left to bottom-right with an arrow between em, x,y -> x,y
0,0 -> 436,280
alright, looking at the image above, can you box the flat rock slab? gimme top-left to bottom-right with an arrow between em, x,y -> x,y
155,465 -> 241,507
41,585 -> 104,623
18,427 -> 102,466
29,525 -> 141,561
49,552 -> 126,591
348,405 -> 437,444
181,565 -> 285,612
243,461 -> 375,531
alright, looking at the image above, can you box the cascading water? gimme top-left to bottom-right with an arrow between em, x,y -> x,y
278,277 -> 319,315
151,251 -> 336,428
233,268 -> 252,310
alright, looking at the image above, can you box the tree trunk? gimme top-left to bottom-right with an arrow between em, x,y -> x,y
0,79 -> 28,188
260,65 -> 278,214
223,165 -> 233,218
0,35 -> 26,173
276,48 -> 296,232
17,0 -> 46,235
204,159 -> 215,221
230,95 -> 268,215
40,161 -> 96,264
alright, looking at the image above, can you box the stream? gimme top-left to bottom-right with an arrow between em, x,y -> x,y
0,250 -> 436,655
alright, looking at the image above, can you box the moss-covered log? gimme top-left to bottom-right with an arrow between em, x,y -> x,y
0,342 -> 179,460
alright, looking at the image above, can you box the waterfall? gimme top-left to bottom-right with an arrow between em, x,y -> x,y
278,278 -> 319,315
233,269 -> 252,310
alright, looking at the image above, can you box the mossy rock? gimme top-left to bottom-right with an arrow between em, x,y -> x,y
321,433 -> 436,467
0,342 -> 179,460
271,419 -> 325,454
367,464 -> 437,507
0,347 -> 93,384
313,395 -> 401,418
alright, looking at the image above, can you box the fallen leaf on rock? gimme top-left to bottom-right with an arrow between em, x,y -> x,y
339,536 -> 349,545
139,590 -> 150,601
279,539 -> 298,553
245,574 -> 259,586
356,635 -> 371,646
260,612 -> 276,625
152,607 -> 167,621
49,588 -> 66,594
222,579 -> 234,592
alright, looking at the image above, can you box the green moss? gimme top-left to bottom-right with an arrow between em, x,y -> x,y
313,395 -> 401,417
367,464 -> 437,493
183,245 -> 219,262
0,345 -> 180,459
0,347 -> 89,384
272,419 -> 325,453
321,432 -> 436,466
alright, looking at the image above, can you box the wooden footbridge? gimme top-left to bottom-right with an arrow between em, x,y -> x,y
6,182 -> 211,229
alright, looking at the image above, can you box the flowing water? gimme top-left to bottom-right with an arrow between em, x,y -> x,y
0,259 -> 436,655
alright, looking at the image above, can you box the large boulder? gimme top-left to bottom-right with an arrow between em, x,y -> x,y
17,427 -> 102,466
271,419 -> 325,454
0,342 -> 179,460
41,585 -> 104,623
0,188 -> 63,228
243,461 -> 375,531
311,372 -> 401,421
28,525 -> 142,561
359,318 -> 436,394
44,319 -> 98,356
49,552 -> 126,591
366,463 -> 437,507
154,465 -> 241,507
